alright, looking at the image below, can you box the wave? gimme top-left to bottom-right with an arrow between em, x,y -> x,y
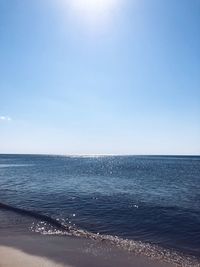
0,164 -> 34,168
0,202 -> 199,267
0,202 -> 67,231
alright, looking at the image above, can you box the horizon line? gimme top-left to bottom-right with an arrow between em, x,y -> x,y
0,153 -> 199,157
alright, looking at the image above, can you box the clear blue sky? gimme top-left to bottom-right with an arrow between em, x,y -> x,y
0,0 -> 199,155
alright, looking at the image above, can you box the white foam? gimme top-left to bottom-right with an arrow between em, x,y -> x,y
31,221 -> 200,267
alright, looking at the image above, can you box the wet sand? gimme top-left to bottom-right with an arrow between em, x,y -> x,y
0,234 -> 176,267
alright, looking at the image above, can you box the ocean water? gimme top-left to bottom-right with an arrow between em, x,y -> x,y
0,154 -> 200,265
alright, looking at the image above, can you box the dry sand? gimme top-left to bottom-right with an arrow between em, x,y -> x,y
0,246 -> 71,267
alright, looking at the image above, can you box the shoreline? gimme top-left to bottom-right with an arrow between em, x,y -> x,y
0,233 -> 176,267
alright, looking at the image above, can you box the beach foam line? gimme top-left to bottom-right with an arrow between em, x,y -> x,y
0,246 -> 72,267
34,222 -> 200,267
1,202 -> 200,267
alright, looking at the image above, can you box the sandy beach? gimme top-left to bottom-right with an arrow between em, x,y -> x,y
0,246 -> 71,267
0,233 -> 176,267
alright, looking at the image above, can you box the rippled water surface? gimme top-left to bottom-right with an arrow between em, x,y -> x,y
0,154 -> 200,264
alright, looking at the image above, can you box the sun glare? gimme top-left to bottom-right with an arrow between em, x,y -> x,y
70,0 -> 116,13
62,0 -> 121,29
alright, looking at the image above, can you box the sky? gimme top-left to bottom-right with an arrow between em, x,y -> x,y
0,0 -> 200,155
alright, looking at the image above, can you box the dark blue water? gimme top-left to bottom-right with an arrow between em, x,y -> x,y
0,154 -> 200,264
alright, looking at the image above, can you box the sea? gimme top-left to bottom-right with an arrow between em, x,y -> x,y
0,154 -> 200,266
